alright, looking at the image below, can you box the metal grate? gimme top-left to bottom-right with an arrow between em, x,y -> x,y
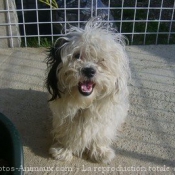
0,0 -> 175,47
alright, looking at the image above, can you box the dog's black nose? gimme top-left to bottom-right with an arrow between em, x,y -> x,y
82,67 -> 96,78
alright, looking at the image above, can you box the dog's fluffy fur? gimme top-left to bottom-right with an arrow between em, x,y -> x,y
46,18 -> 130,163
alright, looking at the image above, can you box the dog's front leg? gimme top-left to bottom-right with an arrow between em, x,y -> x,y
49,143 -> 73,161
89,143 -> 115,164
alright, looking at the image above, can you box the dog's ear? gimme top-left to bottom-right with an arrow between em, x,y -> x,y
46,38 -> 68,101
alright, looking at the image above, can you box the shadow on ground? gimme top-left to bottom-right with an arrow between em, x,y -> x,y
0,88 -> 52,159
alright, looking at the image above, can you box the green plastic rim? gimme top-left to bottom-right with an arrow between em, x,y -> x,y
0,113 -> 24,175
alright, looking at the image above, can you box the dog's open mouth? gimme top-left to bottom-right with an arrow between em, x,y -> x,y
78,81 -> 95,96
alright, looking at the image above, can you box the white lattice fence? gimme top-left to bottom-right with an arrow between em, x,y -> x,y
0,0 -> 175,47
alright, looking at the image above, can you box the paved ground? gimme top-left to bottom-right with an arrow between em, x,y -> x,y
0,45 -> 175,175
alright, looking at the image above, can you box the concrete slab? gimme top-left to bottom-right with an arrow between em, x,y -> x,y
0,0 -> 21,48
0,45 -> 175,175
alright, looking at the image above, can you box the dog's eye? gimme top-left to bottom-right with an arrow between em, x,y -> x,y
74,53 -> 80,59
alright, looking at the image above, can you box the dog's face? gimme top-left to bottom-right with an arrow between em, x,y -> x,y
46,19 -> 129,104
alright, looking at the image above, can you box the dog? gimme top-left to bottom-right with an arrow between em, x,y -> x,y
46,18 -> 130,163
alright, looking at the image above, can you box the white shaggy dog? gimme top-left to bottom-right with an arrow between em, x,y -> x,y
46,18 -> 130,163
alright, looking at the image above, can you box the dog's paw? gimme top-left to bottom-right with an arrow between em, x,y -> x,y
49,147 -> 73,161
90,146 -> 115,164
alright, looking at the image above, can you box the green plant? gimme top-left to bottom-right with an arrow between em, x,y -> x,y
21,37 -> 53,47
39,0 -> 58,8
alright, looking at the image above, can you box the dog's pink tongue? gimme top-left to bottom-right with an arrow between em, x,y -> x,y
81,81 -> 93,92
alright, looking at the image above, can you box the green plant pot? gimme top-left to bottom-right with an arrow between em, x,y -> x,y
0,113 -> 24,175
